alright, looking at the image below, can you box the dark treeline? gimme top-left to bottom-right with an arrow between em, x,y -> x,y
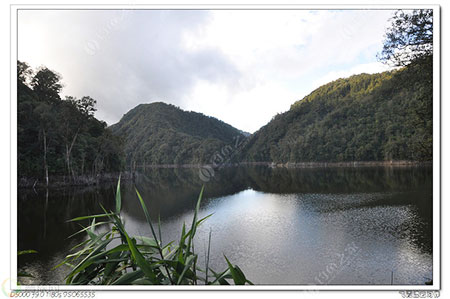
18,62 -> 124,186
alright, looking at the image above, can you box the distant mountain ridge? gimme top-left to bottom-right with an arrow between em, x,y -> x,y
110,102 -> 246,166
111,59 -> 432,167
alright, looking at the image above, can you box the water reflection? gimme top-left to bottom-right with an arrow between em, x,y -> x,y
18,166 -> 433,285
18,185 -> 116,284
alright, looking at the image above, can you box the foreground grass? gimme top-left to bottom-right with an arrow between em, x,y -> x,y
56,177 -> 252,285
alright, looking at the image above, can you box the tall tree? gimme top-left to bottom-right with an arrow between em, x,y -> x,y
60,95 -> 101,178
378,9 -> 433,66
31,67 -> 63,103
17,61 -> 33,86
34,103 -> 56,186
378,9 -> 433,160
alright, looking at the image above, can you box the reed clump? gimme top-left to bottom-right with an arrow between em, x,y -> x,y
56,177 -> 252,285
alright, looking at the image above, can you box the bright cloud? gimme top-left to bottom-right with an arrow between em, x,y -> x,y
18,9 -> 396,133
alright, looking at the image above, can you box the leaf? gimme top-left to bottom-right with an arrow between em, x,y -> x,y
185,186 -> 204,260
205,229 -> 212,285
67,213 -> 114,222
134,188 -> 174,284
90,218 -> 96,234
18,272 -> 34,278
65,238 -> 111,283
135,188 -> 159,245
64,231 -> 109,261
18,250 -> 37,256
162,245 -> 179,260
112,269 -> 144,285
131,278 -> 154,285
135,236 -> 159,248
224,255 -> 246,285
235,265 -> 253,285
115,175 -> 121,214
67,238 -> 90,252
113,217 -> 158,283
92,257 -> 129,264
177,223 -> 186,264
103,244 -> 130,255
176,255 -> 197,285
67,221 -> 110,239
86,227 -> 97,241
158,213 -> 162,245
210,268 -> 231,285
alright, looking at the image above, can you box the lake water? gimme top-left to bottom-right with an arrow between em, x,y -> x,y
18,166 -> 433,285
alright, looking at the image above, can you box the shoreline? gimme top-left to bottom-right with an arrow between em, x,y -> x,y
18,172 -> 133,189
18,160 -> 432,188
137,160 -> 432,169
240,160 -> 432,168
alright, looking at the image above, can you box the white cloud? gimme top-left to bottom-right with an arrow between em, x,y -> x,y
183,79 -> 298,133
180,10 -> 395,132
18,9 -> 396,133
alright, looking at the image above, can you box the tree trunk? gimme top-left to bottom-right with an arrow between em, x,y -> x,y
65,143 -> 71,180
43,128 -> 49,187
81,154 -> 85,176
65,128 -> 80,180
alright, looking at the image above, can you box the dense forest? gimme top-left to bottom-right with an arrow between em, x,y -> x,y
109,102 -> 246,167
240,57 -> 432,163
17,62 -> 124,185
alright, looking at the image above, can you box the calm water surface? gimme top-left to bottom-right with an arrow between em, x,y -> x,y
18,166 -> 433,285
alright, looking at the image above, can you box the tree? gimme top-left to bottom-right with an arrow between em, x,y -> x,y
377,9 -> 433,161
17,61 -> 33,86
378,9 -> 433,66
34,102 -> 56,186
66,96 -> 97,117
60,96 -> 101,178
31,67 -> 63,103
60,97 -> 86,178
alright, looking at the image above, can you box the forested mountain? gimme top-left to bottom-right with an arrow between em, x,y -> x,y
110,102 -> 246,166
18,61 -> 123,184
85,55 -> 433,169
240,57 -> 432,163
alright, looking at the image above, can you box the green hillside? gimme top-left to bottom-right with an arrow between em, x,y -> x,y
240,57 -> 432,163
110,102 -> 246,166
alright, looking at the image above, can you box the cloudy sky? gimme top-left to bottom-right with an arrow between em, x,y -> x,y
18,9 -> 395,133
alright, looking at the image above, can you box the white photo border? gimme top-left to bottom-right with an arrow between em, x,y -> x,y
10,3 -> 441,291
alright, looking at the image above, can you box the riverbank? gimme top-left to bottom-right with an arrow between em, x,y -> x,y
18,172 -> 134,189
136,160 -> 432,169
19,161 -> 431,188
242,160 -> 432,168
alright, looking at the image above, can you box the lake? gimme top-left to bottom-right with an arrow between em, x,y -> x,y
17,165 -> 433,285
